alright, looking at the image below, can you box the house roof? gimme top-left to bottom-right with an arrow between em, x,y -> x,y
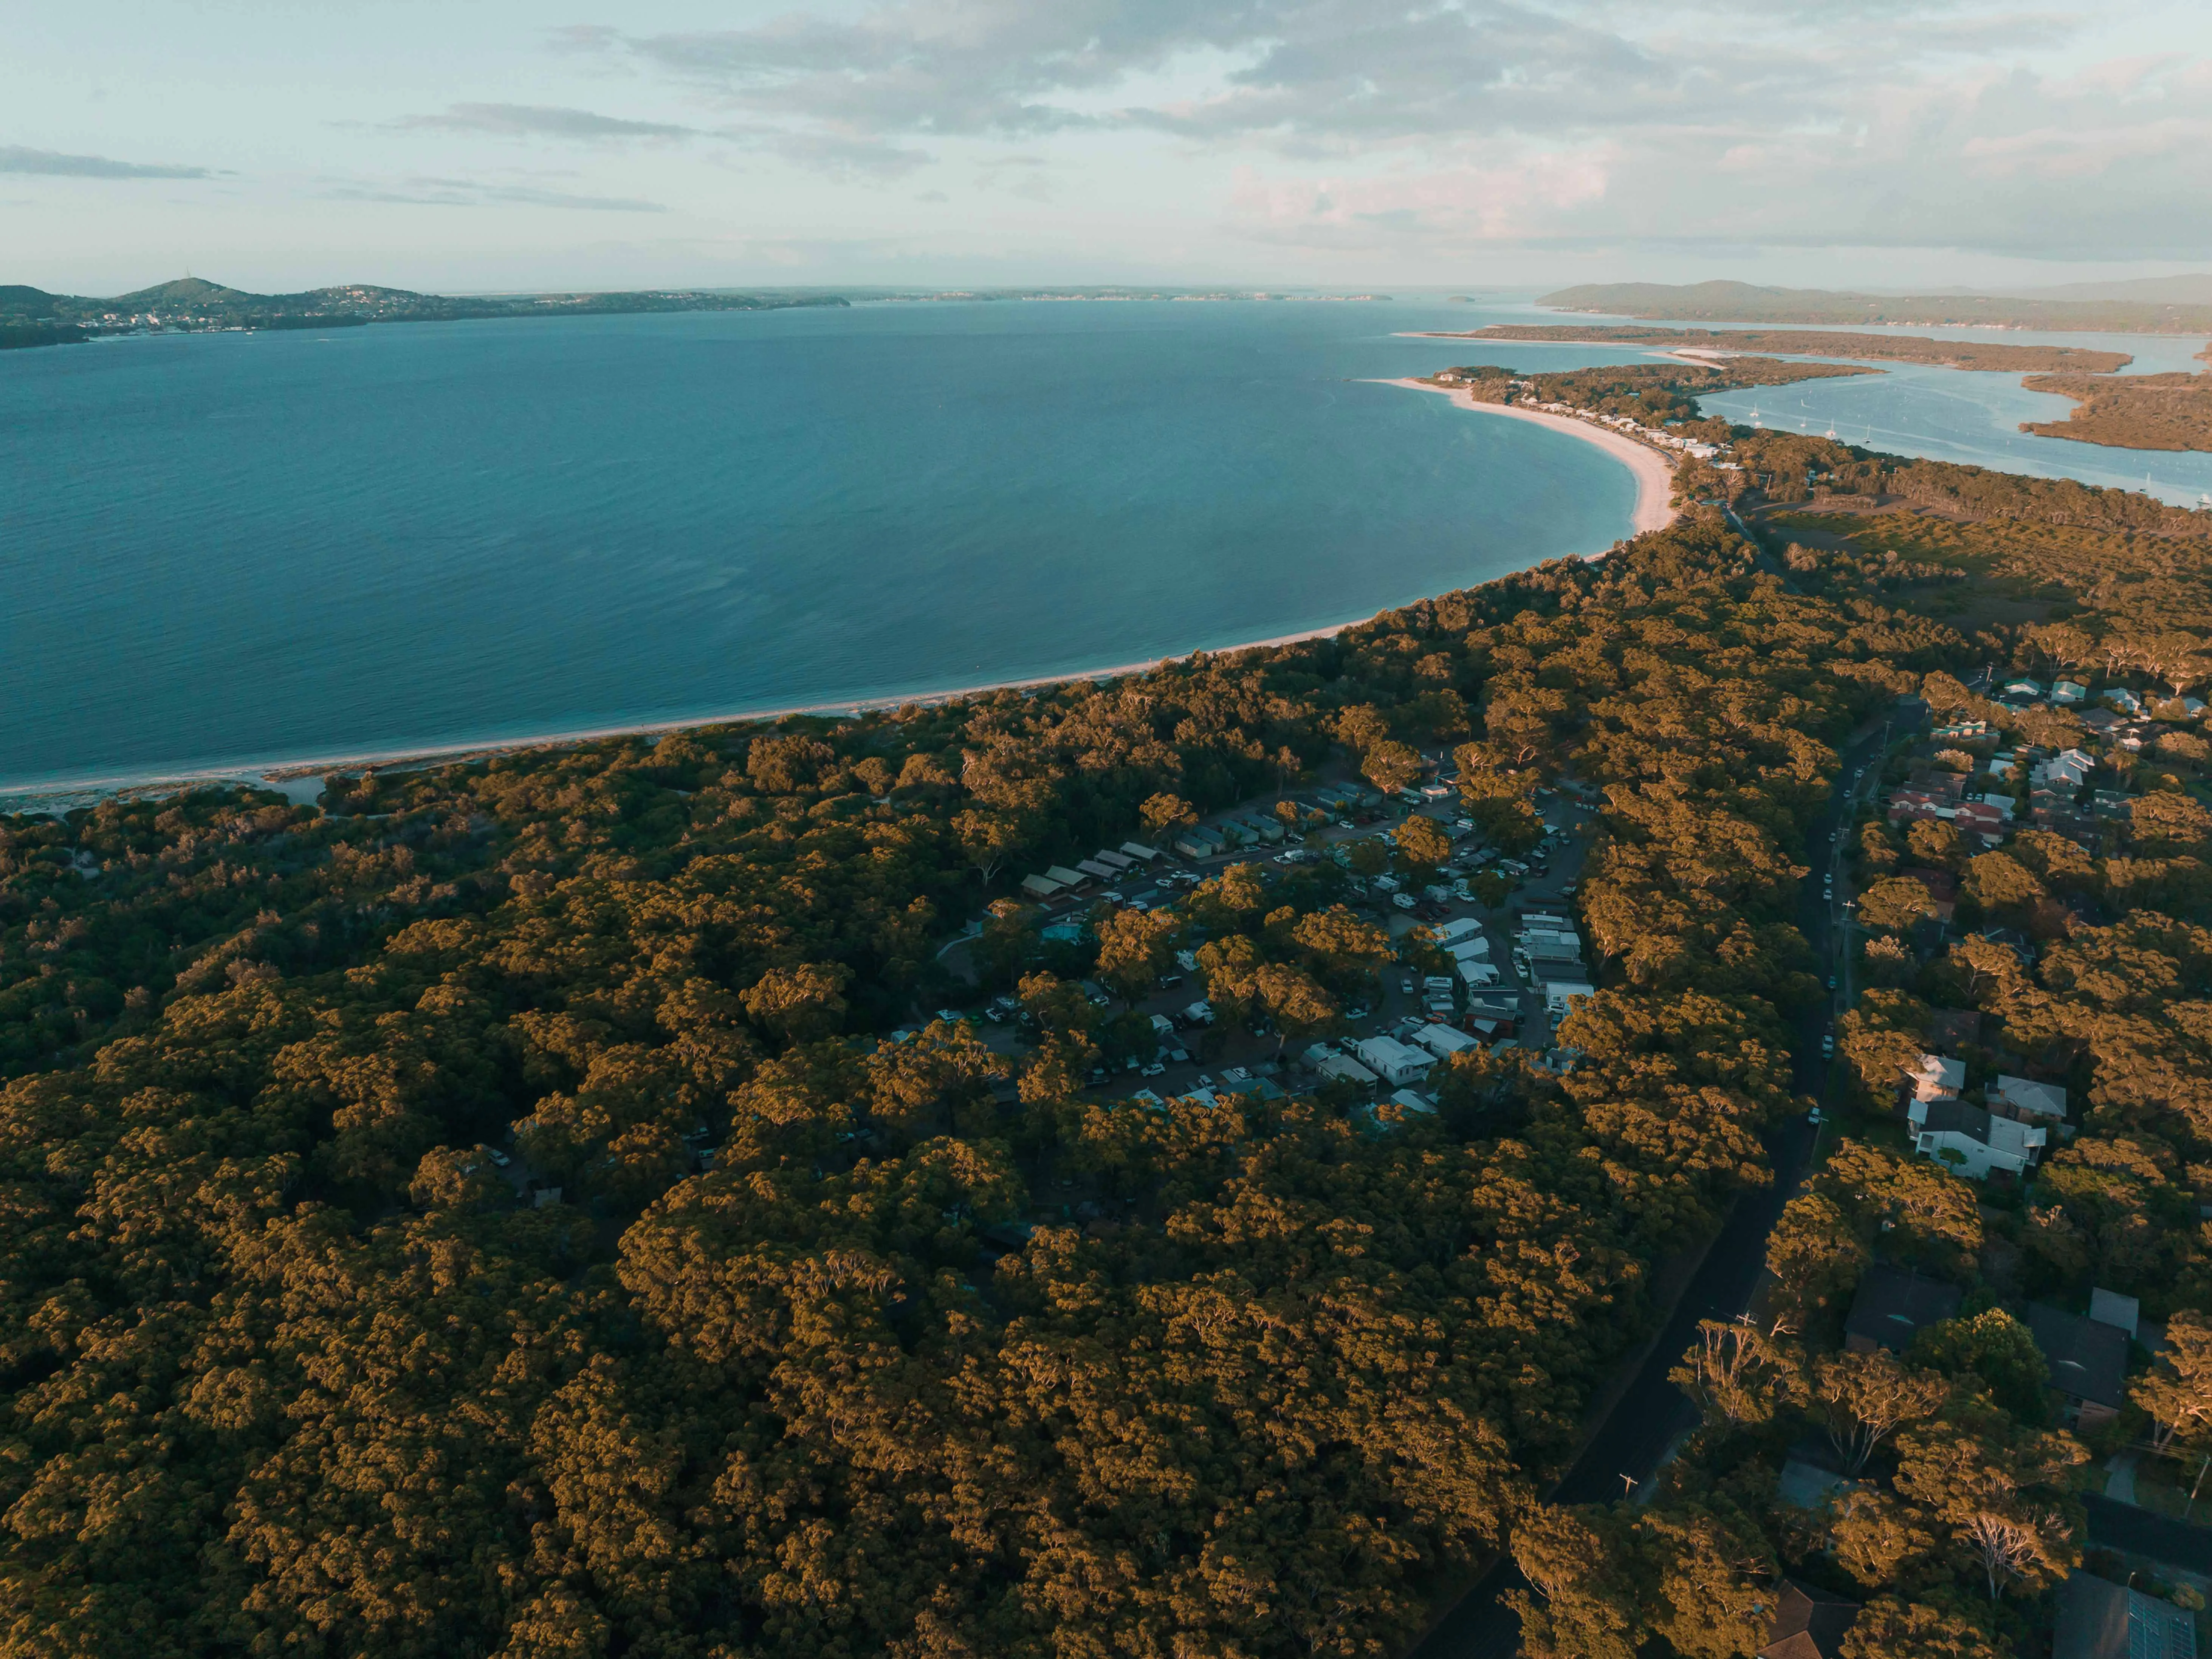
2056,1573 -> 2197,1659
1757,1581 -> 1861,1659
1994,1074 -> 2068,1120
2026,1304 -> 2130,1410
1843,1267 -> 1962,1353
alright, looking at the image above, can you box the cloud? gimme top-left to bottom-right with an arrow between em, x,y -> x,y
322,175 -> 667,212
0,145 -> 216,179
386,103 -> 698,141
550,0 -> 2212,260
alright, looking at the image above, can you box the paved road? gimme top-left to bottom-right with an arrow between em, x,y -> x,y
1409,722 -> 1893,1659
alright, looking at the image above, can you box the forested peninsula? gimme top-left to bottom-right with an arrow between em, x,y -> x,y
6,431 -> 2212,1656
1538,279 -> 2212,335
0,277 -> 848,346
1446,322 -> 2212,456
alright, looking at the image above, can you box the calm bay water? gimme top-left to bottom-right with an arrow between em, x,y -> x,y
2,298 -> 1633,794
6,297 -> 2205,797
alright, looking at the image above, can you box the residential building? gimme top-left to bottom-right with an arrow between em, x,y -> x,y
1910,1099 -> 2046,1180
1118,841 -> 1162,862
2001,678 -> 2045,700
1991,1075 -> 2067,1124
1354,1035 -> 1436,1087
1316,1053 -> 1378,1087
1844,1268 -> 1962,1354
2052,680 -> 2088,705
1411,1023 -> 1478,1060
2032,748 -> 2093,790
1429,917 -> 1484,949
2089,1288 -> 2141,1340
1530,959 -> 1596,1015
2025,1304 -> 2128,1428
1757,1582 -> 1861,1659
2079,706 -> 2121,735
2055,1574 -> 2197,1659
1902,1052 -> 1964,1106
1021,874 -> 1064,898
2103,688 -> 2143,714
1044,864 -> 1089,889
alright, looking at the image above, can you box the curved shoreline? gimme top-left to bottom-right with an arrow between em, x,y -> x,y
0,619 -> 1390,807
1377,376 -> 1679,536
6,383 -> 1672,812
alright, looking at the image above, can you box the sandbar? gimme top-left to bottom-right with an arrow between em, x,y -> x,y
1377,376 -> 1679,536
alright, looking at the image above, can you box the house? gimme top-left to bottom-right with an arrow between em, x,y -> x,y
1171,830 -> 1222,860
1044,864 -> 1090,889
1457,957 -> 1502,988
1756,1582 -> 1861,1659
2025,1304 -> 2128,1428
1119,841 -> 1162,862
2032,749 -> 2094,790
1991,1074 -> 2067,1124
2103,688 -> 2143,714
1973,792 -> 2016,819
1953,799 -> 2010,842
1902,1052 -> 1965,1105
1844,1267 -> 1962,1354
1021,874 -> 1064,898
1926,1008 -> 1982,1052
1530,959 -> 1596,1015
1429,917 -> 1484,949
2001,678 -> 2046,700
1447,937 -> 1492,963
1887,790 -> 1946,825
2091,790 -> 2133,819
1316,1053 -> 1379,1087
2055,1573 -> 2197,1659
1075,859 -> 1119,882
1411,1023 -> 1478,1060
1355,1035 -> 1436,1087
1933,718 -> 1992,740
1907,769 -> 1968,804
1911,1099 -> 2046,1180
2079,706 -> 2121,735
1094,849 -> 1134,871
1904,867 -> 1959,904
2053,680 -> 2089,705
1386,1088 -> 1439,1117
2090,1288 -> 2141,1340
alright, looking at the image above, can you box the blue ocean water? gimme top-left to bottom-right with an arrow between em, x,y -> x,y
1,299 -> 1634,793
1491,314 -> 2212,508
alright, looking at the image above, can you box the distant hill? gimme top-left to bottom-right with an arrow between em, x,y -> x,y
2013,274 -> 2212,304
110,277 -> 260,309
1540,279 -> 2212,334
0,276 -> 853,345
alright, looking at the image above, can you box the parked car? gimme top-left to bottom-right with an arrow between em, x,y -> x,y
1820,1035 -> 1835,1058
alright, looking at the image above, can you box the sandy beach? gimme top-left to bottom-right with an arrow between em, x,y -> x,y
5,382 -> 1677,813
1378,376 -> 1679,536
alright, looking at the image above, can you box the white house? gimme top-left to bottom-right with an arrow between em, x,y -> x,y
2103,688 -> 2143,714
1355,1035 -> 1436,1087
2052,680 -> 2088,705
1448,937 -> 1492,962
1903,1053 -> 1965,1105
1912,1099 -> 2046,1179
1992,1075 -> 2068,1123
2033,748 -> 2094,790
1317,1053 -> 1379,1087
1457,958 -> 1501,988
1531,960 -> 1595,1015
2001,678 -> 2045,700
1429,917 -> 1484,949
1411,1023 -> 1478,1060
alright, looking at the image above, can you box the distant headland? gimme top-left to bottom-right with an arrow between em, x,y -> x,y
0,276 -> 852,349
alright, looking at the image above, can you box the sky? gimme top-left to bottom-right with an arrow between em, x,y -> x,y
6,0 -> 2212,296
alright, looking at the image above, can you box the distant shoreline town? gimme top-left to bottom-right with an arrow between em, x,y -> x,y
0,278 -> 1397,350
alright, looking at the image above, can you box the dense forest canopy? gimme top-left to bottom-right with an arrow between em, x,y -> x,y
4,433 -> 2212,1655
